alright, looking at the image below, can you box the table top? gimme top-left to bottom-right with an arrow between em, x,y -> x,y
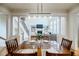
13,41 -> 70,56
16,49 -> 37,53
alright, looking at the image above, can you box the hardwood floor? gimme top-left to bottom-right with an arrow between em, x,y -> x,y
74,49 -> 79,56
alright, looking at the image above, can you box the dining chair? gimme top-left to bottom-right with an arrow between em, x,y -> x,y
46,51 -> 71,56
12,52 -> 37,56
49,34 -> 57,41
5,38 -> 18,56
60,38 -> 72,50
31,36 -> 37,41
43,36 -> 49,41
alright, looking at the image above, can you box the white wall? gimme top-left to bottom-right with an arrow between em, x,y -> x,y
0,6 -> 11,39
68,6 -> 79,50
0,6 -> 11,55
0,6 -> 10,14
0,15 -> 7,47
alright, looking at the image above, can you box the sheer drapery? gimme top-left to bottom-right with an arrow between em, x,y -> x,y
49,16 -> 66,35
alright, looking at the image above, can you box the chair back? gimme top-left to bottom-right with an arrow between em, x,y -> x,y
61,38 -> 72,50
31,36 -> 37,41
5,38 -> 18,54
43,36 -> 49,40
46,51 -> 71,56
49,34 -> 57,41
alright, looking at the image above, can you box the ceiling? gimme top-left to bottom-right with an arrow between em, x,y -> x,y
0,3 -> 79,13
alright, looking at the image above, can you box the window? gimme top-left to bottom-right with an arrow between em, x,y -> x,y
12,15 -> 67,42
0,15 -> 7,47
49,16 -> 66,35
12,16 -> 19,35
12,16 -> 29,44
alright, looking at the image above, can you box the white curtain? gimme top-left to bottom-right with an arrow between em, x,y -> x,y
49,16 -> 67,36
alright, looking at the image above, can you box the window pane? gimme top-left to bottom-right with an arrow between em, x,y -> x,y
61,16 -> 67,36
13,16 -> 19,35
49,16 -> 66,35
0,15 -> 7,47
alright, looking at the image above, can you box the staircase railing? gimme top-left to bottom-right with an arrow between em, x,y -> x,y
21,21 -> 29,36
0,36 -> 6,40
0,36 -> 6,55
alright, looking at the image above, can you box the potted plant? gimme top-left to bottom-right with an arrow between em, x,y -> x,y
37,33 -> 42,43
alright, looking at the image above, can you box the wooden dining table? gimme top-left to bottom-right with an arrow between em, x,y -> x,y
13,41 -> 71,56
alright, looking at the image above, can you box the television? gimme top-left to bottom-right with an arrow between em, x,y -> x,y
36,24 -> 43,28
37,31 -> 42,35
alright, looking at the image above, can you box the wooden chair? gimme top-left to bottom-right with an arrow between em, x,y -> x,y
43,36 -> 49,41
31,36 -> 37,41
46,51 -> 71,56
49,34 -> 57,41
5,38 -> 18,56
60,38 -> 72,50
12,52 -> 37,56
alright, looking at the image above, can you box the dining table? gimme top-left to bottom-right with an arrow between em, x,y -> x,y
13,40 -> 71,56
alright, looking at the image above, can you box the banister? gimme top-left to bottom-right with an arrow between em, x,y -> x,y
0,36 -> 6,40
